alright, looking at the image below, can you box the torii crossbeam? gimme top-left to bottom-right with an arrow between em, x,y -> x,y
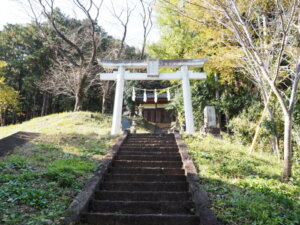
98,58 -> 208,135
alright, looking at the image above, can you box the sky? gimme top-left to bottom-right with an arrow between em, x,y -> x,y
0,0 -> 160,49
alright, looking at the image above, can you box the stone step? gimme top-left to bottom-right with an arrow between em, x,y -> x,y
90,200 -> 195,214
117,151 -> 180,156
125,140 -> 176,144
94,191 -> 191,201
104,174 -> 186,182
100,182 -> 188,192
126,137 -> 175,140
119,147 -> 179,152
108,167 -> 185,175
125,140 -> 176,143
83,213 -> 200,225
129,134 -> 174,137
112,160 -> 182,168
121,143 -> 178,149
115,155 -> 181,161
78,133 -> 202,225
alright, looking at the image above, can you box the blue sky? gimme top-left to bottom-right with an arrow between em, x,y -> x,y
0,0 -> 160,48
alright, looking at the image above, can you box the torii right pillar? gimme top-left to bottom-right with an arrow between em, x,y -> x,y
181,65 -> 195,134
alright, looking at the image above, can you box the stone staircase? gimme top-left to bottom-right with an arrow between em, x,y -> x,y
81,133 -> 200,225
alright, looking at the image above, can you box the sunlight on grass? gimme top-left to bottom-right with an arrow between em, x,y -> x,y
183,133 -> 300,225
0,111 -> 153,224
0,111 -> 112,139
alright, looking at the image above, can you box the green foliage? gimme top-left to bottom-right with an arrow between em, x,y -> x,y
0,60 -> 6,68
165,90 -> 185,123
0,112 -> 111,224
0,111 -> 154,224
0,77 -> 20,122
229,117 -> 257,145
184,134 -> 300,225
44,158 -> 95,187
0,23 -> 53,122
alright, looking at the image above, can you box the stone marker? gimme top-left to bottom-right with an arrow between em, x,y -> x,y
121,118 -> 131,131
204,106 -> 217,128
203,106 -> 221,138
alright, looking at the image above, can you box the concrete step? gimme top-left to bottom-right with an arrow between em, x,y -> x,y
117,151 -> 180,156
90,200 -> 195,214
94,191 -> 191,201
104,174 -> 186,182
129,133 -> 174,137
121,144 -> 178,148
115,155 -> 181,161
100,182 -> 189,192
83,213 -> 200,225
78,133 -> 202,225
84,213 -> 200,225
112,160 -> 182,168
119,147 -> 179,152
125,138 -> 176,141
125,140 -> 177,144
108,167 -> 185,175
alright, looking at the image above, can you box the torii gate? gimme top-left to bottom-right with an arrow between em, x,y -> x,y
99,58 -> 208,135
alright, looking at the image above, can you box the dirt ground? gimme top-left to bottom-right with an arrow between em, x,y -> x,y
0,132 -> 40,157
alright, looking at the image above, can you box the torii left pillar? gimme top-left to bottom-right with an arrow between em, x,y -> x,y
111,66 -> 125,135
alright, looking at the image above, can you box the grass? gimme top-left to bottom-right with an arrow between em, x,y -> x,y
183,133 -> 300,225
0,111 -> 151,225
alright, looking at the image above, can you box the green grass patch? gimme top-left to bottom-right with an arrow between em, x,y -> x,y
0,111 -> 153,224
44,158 -> 96,187
0,112 -> 117,224
183,134 -> 300,225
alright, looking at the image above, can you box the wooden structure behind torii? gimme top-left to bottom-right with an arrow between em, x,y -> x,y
98,58 -> 208,135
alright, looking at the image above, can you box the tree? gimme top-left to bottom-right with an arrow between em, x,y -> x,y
150,0 -> 257,130
0,77 -> 20,126
0,24 -> 53,121
109,0 -> 136,58
161,0 -> 300,180
28,0 -> 103,111
139,0 -> 153,59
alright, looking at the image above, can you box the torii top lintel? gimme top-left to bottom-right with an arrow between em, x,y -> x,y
98,58 -> 208,69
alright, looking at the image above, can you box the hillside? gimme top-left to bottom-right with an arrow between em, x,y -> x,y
184,134 -> 300,225
0,112 -> 150,225
0,113 -> 299,225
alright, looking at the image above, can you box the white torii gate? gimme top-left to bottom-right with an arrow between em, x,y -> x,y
98,58 -> 208,135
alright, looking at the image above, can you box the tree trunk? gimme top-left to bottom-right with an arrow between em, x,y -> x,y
282,114 -> 293,180
102,92 -> 107,114
215,73 -> 221,128
41,93 -> 48,116
32,92 -> 37,118
249,108 -> 266,153
74,93 -> 83,111
0,111 -> 4,126
225,113 -> 230,133
48,94 -> 53,114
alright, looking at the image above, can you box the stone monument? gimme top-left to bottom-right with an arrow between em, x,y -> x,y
202,106 -> 221,137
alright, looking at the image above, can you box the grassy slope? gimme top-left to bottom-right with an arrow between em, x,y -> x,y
184,134 -> 300,225
0,112 -> 150,225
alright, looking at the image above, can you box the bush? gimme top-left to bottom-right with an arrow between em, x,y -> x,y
228,116 -> 256,144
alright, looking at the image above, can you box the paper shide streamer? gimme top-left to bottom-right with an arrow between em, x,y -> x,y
167,88 -> 171,101
143,89 -> 147,102
154,89 -> 158,103
132,87 -> 136,102
129,84 -> 180,102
